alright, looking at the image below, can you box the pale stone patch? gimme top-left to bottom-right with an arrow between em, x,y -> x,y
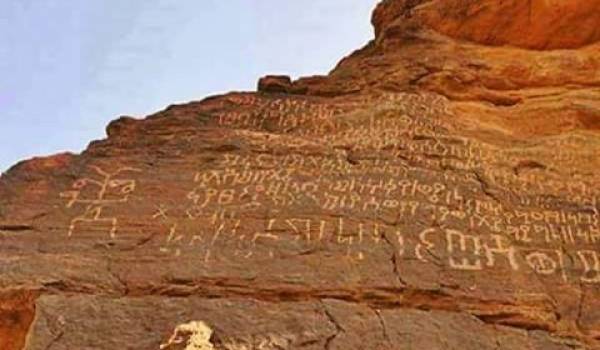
160,321 -> 215,350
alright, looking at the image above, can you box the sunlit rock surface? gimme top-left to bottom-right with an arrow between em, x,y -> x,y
2,0 -> 600,349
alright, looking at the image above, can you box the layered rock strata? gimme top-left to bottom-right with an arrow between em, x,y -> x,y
2,0 -> 600,348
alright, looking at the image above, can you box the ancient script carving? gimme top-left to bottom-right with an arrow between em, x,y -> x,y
60,166 -> 140,238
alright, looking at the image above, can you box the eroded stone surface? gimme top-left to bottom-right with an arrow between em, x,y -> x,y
373,0 -> 600,50
2,0 -> 600,349
21,295 -> 584,350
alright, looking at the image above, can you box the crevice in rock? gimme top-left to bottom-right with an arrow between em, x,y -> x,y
107,261 -> 130,296
321,303 -> 344,350
116,231 -> 158,252
471,169 -> 502,204
513,160 -> 547,176
407,65 -> 443,87
473,312 -> 553,332
380,231 -> 408,287
418,85 -> 523,107
43,329 -> 64,350
40,280 -> 98,295
0,224 -> 36,232
373,308 -> 391,345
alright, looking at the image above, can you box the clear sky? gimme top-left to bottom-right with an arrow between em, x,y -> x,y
0,0 -> 378,172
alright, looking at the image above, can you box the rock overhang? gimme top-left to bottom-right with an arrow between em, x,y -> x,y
373,0 -> 600,50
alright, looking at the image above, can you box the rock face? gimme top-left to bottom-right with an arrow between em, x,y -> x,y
372,0 -> 600,50
2,1 -> 600,349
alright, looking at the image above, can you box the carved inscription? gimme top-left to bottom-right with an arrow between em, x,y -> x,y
61,166 -> 140,238
58,93 -> 600,288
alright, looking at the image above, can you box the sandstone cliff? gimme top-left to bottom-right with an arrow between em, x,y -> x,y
2,1 -> 600,349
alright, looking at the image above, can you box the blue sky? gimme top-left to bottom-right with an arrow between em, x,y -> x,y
0,0 -> 378,171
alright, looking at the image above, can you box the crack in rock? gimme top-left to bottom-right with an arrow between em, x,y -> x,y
321,304 -> 344,350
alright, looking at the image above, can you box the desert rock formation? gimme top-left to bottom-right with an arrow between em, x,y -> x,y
2,0 -> 600,349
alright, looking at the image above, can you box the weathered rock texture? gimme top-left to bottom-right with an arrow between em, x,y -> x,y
2,1 -> 600,349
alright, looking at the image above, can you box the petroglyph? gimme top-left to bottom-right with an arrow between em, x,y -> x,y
60,166 -> 140,238
51,93 -> 600,290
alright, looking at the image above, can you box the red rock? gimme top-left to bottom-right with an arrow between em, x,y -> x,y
2,1 -> 600,349
257,75 -> 293,93
0,290 -> 36,350
373,0 -> 600,50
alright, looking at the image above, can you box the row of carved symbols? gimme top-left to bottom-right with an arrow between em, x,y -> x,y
153,214 -> 600,285
60,166 -> 141,238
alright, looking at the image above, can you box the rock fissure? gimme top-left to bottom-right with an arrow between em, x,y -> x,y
373,308 -> 392,345
0,224 -> 37,232
380,231 -> 408,287
321,304 -> 344,350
